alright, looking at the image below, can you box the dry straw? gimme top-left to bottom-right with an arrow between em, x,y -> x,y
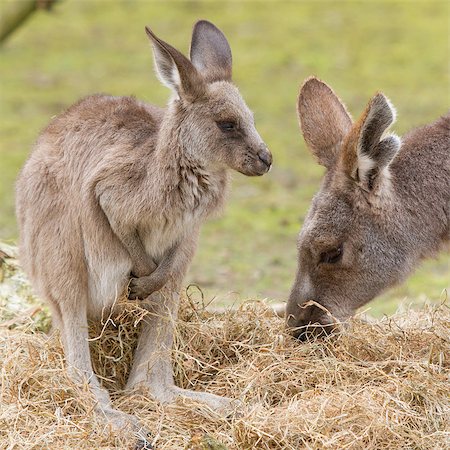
1,244 -> 449,449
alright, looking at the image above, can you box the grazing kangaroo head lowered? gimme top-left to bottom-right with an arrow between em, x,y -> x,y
16,20 -> 271,444
286,77 -> 449,340
146,21 -> 271,176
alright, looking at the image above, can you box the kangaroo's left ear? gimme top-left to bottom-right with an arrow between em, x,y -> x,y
190,20 -> 232,82
343,93 -> 401,191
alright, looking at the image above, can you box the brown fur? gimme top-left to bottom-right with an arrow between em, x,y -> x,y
16,20 -> 271,436
287,77 -> 449,341
297,77 -> 353,169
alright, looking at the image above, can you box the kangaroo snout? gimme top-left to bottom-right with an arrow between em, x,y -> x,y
248,143 -> 272,176
257,145 -> 272,170
286,301 -> 337,341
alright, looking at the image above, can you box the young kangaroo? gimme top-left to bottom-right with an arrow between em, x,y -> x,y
286,77 -> 449,340
16,20 -> 272,433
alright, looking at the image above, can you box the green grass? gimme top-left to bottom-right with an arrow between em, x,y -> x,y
0,0 -> 448,315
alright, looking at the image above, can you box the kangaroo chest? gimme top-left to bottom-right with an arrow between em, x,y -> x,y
139,165 -> 228,261
139,211 -> 198,261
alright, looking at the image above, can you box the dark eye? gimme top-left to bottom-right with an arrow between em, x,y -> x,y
216,121 -> 236,132
320,245 -> 343,264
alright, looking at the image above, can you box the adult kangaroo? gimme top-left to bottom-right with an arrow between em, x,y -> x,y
286,77 -> 449,340
16,20 -> 272,433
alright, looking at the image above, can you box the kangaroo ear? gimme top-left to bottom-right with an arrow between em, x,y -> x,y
145,26 -> 205,100
190,20 -> 232,82
344,93 -> 401,190
297,77 -> 353,169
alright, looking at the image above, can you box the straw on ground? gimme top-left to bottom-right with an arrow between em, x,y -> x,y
1,244 -> 449,449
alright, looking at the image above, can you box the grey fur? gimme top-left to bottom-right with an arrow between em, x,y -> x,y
190,20 -> 232,82
287,77 -> 449,340
16,21 -> 272,433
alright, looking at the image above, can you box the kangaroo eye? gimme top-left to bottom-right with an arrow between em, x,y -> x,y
320,245 -> 343,264
216,121 -> 236,132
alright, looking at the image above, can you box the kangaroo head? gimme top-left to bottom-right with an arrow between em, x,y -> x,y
146,20 -> 272,176
286,77 -> 403,340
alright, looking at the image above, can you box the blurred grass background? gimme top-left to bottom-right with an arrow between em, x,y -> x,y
0,0 -> 448,315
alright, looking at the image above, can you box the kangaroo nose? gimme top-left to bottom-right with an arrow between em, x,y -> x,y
294,322 -> 336,341
257,148 -> 272,168
286,301 -> 337,341
295,328 -> 312,342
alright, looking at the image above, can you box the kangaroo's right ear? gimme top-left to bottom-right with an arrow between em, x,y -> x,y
145,26 -> 205,100
297,77 -> 353,169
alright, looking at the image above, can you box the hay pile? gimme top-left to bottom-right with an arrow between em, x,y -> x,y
1,244 -> 449,449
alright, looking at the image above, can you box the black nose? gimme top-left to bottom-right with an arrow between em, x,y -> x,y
257,149 -> 272,167
295,326 -> 322,342
292,322 -> 336,342
292,327 -> 312,342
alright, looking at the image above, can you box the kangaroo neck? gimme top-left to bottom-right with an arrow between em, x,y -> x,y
153,108 -> 229,213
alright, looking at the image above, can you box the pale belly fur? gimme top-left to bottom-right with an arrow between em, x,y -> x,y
85,213 -> 197,319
